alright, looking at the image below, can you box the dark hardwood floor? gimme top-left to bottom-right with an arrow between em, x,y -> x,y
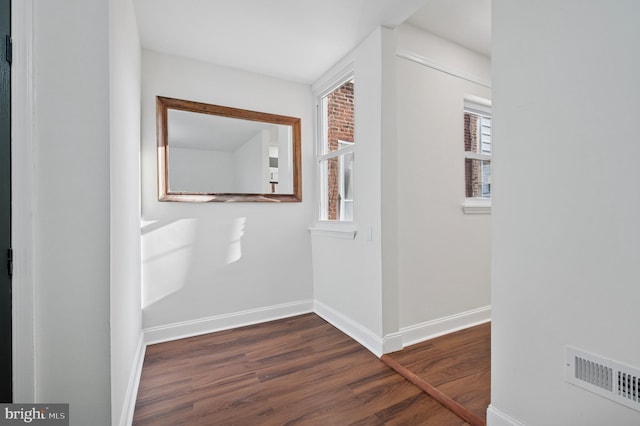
133,314 -> 489,425
386,323 -> 491,423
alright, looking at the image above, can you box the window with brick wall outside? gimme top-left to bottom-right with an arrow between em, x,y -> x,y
318,78 -> 355,221
464,100 -> 492,200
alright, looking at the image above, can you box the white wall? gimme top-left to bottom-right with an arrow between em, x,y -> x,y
169,147 -> 234,193
394,25 -> 492,333
311,24 -> 492,354
396,24 -> 491,84
33,0 -> 111,424
490,1 -> 640,425
380,25 -> 400,338
109,0 -> 143,424
311,27 -> 388,354
141,50 -> 314,337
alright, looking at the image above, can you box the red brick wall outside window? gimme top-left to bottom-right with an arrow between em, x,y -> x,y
325,81 -> 354,220
464,110 -> 491,198
464,112 -> 480,197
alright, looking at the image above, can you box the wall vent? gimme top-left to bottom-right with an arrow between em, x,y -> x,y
566,346 -> 640,413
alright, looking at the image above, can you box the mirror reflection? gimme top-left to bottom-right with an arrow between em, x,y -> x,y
157,97 -> 302,202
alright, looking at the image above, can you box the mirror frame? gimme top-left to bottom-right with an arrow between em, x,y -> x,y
156,96 -> 302,202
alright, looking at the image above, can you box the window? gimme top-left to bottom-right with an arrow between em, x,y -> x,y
338,141 -> 354,221
463,97 -> 492,213
318,77 -> 355,221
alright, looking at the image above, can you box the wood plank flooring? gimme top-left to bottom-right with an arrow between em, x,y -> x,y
386,323 -> 491,423
133,314 -> 490,425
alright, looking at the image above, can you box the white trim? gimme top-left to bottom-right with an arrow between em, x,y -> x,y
465,152 -> 491,162
118,333 -> 146,426
400,305 -> 491,348
317,142 -> 355,161
382,332 -> 403,354
464,95 -> 492,116
397,49 -> 492,88
312,63 -> 354,98
464,94 -> 492,110
11,0 -> 36,402
463,198 -> 492,214
309,224 -> 357,240
144,300 -> 314,345
486,405 -> 525,426
314,300 -> 385,357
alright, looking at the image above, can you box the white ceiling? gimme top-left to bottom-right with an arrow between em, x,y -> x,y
133,0 -> 490,84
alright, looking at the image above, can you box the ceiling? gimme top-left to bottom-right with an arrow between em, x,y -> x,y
133,0 -> 490,84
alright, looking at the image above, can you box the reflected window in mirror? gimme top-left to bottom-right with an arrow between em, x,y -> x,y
156,97 -> 302,202
317,77 -> 355,221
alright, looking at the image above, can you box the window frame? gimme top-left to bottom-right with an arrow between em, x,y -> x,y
315,72 -> 356,224
337,141 -> 354,221
463,96 -> 492,214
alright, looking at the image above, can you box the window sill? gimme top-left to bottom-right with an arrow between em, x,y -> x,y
463,198 -> 491,214
309,223 -> 357,239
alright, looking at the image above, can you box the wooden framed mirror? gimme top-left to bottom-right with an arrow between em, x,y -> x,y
156,96 -> 302,202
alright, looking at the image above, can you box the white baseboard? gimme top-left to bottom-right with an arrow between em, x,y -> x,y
144,300 -> 314,345
119,332 -> 146,426
382,332 -> 403,354
486,404 -> 524,426
314,301 -> 387,357
400,305 -> 491,348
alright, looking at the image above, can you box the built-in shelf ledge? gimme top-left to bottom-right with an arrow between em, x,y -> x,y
309,224 -> 357,239
462,198 -> 491,214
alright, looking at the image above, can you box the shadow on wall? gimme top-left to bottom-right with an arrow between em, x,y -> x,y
141,217 -> 246,308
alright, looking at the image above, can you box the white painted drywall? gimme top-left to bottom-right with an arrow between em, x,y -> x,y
380,26 -> 400,338
394,25 -> 492,329
491,1 -> 640,424
312,25 -> 492,352
141,50 -> 314,331
109,0 -> 143,424
33,0 -> 111,423
311,27 -> 387,342
397,24 -> 491,84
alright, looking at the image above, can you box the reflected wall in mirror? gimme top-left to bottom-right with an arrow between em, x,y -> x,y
157,96 -> 302,202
